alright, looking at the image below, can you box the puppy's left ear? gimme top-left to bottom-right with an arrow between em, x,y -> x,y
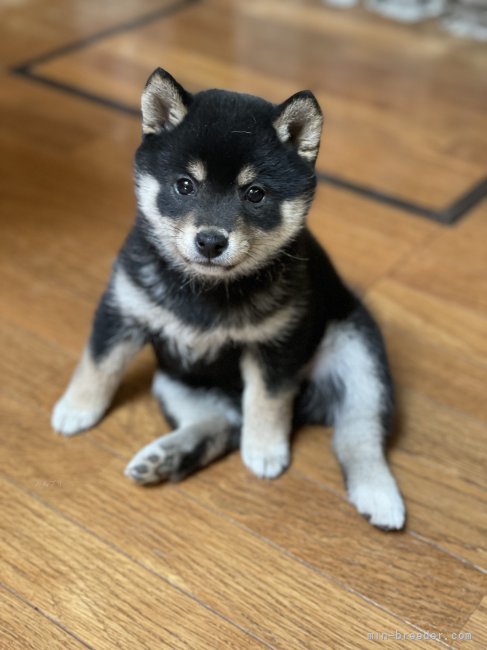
141,67 -> 192,135
274,91 -> 323,164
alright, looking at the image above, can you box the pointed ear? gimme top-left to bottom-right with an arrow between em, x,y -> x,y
141,68 -> 191,135
273,91 -> 323,163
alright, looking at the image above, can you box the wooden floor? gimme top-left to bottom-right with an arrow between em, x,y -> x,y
1,0 -> 486,648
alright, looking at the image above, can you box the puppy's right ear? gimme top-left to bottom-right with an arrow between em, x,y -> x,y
141,68 -> 191,135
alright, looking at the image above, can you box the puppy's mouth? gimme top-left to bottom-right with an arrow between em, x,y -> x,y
194,258 -> 236,269
183,255 -> 238,272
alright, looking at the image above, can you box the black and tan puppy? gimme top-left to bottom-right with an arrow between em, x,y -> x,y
52,68 -> 405,529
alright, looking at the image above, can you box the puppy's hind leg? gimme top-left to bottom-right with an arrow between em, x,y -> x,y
52,291 -> 145,436
125,372 -> 242,484
312,308 -> 405,530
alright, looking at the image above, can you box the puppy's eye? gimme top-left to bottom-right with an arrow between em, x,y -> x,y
245,186 -> 265,203
175,178 -> 195,195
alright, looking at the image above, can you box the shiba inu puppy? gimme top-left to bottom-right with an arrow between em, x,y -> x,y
52,68 -> 405,530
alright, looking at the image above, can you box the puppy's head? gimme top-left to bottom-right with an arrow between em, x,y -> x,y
135,68 -> 323,280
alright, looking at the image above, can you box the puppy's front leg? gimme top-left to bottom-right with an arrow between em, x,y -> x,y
240,351 -> 296,479
52,290 -> 145,436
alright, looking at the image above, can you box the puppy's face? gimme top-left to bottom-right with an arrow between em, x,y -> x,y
135,69 -> 323,280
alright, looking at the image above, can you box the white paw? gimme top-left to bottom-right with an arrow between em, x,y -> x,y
348,474 -> 406,530
125,434 -> 184,485
242,441 -> 290,479
51,395 -> 105,436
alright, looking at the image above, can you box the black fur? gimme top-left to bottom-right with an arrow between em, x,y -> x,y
85,70 -> 393,473
90,289 -> 145,362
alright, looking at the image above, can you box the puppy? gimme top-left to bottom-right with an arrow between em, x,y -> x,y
52,68 -> 405,530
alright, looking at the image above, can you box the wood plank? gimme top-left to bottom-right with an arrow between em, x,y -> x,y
0,393 -> 426,649
456,203 -> 487,240
390,204 -> 487,316
367,278 -> 487,362
0,74 -> 136,245
34,0 -> 487,207
308,187 -> 436,291
0,0 -> 168,66
0,586 -> 86,650
179,458 -> 485,635
380,322 -> 487,422
0,475 -> 264,650
456,596 -> 487,649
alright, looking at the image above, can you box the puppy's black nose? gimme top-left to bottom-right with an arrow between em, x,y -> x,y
195,230 -> 228,259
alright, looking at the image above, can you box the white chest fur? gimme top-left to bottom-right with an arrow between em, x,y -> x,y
112,267 -> 297,365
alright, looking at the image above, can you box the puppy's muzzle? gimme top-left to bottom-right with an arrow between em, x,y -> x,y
195,229 -> 228,260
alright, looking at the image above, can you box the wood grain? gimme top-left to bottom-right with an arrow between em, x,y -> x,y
0,475 -> 265,649
0,586 -> 86,650
391,209 -> 487,315
0,0 -> 168,66
458,597 -> 487,649
179,460 -> 485,634
367,278 -> 487,359
0,393 -> 425,649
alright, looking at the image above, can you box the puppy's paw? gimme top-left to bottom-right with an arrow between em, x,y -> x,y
242,441 -> 290,479
348,474 -> 406,530
125,436 -> 187,485
51,396 -> 105,436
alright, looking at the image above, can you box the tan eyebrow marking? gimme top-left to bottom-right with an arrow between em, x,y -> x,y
186,160 -> 206,182
237,165 -> 257,187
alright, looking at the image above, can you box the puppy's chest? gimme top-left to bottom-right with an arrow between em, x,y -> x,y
145,303 -> 293,366
113,267 -> 298,365
153,319 -> 236,366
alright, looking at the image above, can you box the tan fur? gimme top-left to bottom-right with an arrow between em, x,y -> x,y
187,160 -> 206,182
51,340 -> 141,435
66,344 -> 137,408
237,164 -> 257,186
243,195 -> 308,265
240,352 -> 297,478
280,195 -> 309,238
